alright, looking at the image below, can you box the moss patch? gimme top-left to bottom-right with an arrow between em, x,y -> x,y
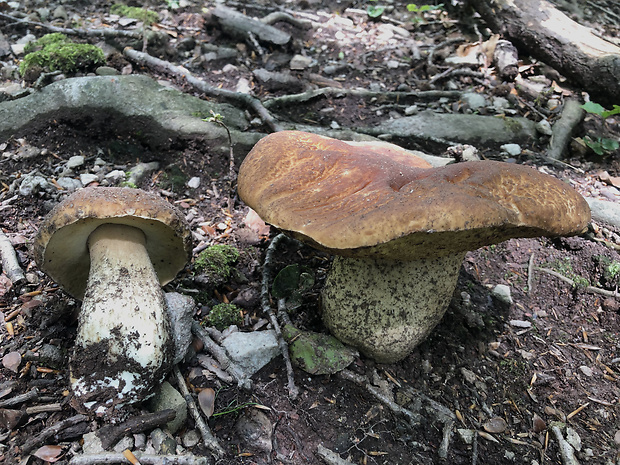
194,244 -> 240,284
19,33 -> 105,78
110,4 -> 159,24
206,303 -> 243,330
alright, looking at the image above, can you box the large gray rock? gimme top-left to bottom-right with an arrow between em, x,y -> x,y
0,75 -> 260,150
364,111 -> 538,146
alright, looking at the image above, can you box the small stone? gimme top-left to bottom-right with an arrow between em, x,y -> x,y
483,417 -> 507,434
56,177 -> 82,192
134,433 -> 147,450
536,119 -> 553,136
18,175 -> 49,196
460,367 -> 477,385
221,330 -> 279,379
187,177 -> 201,189
509,319 -> 531,328
52,5 -> 68,20
66,155 -> 85,169
112,436 -> 134,453
462,92 -> 487,110
492,284 -> 513,304
457,428 -> 475,445
404,105 -> 418,116
504,451 -> 515,461
492,97 -> 510,111
81,432 -> 104,454
182,429 -> 200,448
289,54 -> 313,70
95,66 -> 119,76
104,170 -> 126,183
500,143 -> 522,156
578,365 -> 593,377
80,173 -> 99,186
165,292 -> 195,364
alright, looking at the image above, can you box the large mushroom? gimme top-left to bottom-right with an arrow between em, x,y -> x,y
33,187 -> 192,408
238,131 -> 591,363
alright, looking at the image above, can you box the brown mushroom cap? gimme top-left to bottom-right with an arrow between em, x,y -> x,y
238,131 -> 591,260
33,187 -> 192,300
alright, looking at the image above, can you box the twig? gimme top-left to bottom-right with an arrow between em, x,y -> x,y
527,253 -> 535,295
95,410 -> 176,450
535,266 -> 620,298
316,444 -> 356,465
0,12 -> 146,39
550,423 -> 579,465
21,414 -> 89,454
546,99 -> 585,160
68,453 -> 211,465
338,369 -> 420,427
122,47 -> 283,132
0,229 -> 25,284
172,365 -> 225,459
191,321 -> 251,390
261,233 -> 300,400
0,388 -> 38,408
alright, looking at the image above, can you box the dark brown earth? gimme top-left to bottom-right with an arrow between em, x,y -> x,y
1,0 -> 620,464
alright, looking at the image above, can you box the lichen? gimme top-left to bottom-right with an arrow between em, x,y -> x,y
206,303 -> 242,330
19,33 -> 105,77
110,4 -> 159,24
194,244 -> 240,284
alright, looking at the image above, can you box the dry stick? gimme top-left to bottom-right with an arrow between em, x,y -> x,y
122,47 -> 283,133
261,233 -> 300,400
527,253 -> 535,295
21,414 -> 89,455
550,424 -> 579,465
0,12 -> 144,39
191,321 -> 251,390
69,453 -> 211,465
316,444 -> 356,465
262,86 -> 463,110
0,388 -> 38,408
535,266 -> 620,298
95,409 -> 177,450
0,229 -> 25,284
172,365 -> 225,459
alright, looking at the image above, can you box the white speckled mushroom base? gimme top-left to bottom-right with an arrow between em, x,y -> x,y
321,253 -> 466,363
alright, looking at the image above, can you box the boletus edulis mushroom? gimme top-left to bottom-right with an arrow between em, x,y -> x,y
238,131 -> 591,363
33,187 -> 191,409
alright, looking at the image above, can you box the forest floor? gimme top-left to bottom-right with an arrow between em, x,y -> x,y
1,0 -> 620,464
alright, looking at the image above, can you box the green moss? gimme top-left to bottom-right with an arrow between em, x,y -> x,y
19,33 -> 105,77
110,4 -> 159,24
195,244 -> 240,283
206,303 -> 242,330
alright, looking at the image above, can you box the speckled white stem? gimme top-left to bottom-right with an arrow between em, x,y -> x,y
321,253 -> 466,363
70,223 -> 172,409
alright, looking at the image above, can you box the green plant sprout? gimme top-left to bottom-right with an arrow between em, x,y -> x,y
407,3 -> 444,23
110,4 -> 159,24
580,101 -> 620,156
367,0 -> 385,18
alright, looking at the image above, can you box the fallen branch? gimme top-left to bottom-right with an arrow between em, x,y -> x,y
535,266 -> 620,298
550,423 -> 579,465
68,453 -> 211,465
95,410 -> 176,450
191,321 -> 251,390
122,47 -> 283,132
21,414 -> 88,454
0,12 -> 146,40
0,388 -> 38,408
172,365 -> 225,458
0,229 -> 25,284
262,86 -> 463,110
261,233 -> 300,400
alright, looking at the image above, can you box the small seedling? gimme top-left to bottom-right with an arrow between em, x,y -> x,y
407,3 -> 444,23
367,0 -> 386,18
580,101 -> 620,156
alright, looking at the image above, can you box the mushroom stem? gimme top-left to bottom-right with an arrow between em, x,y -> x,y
321,253 -> 466,363
70,223 -> 172,408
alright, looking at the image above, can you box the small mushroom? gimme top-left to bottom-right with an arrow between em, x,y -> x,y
33,187 -> 191,408
238,131 -> 590,362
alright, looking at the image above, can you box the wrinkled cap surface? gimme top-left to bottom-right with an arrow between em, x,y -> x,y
33,187 -> 192,300
238,131 -> 591,260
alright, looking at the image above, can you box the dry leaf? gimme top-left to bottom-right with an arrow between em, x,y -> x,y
198,388 -> 215,418
33,445 -> 64,462
2,351 -> 21,372
243,208 -> 270,237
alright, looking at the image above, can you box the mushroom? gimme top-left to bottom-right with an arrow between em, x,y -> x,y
238,131 -> 591,363
33,187 -> 192,408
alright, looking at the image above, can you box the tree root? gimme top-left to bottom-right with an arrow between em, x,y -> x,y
122,47 -> 283,132
546,99 -> 585,160
172,365 -> 225,459
261,233 -> 300,400
68,453 -> 211,465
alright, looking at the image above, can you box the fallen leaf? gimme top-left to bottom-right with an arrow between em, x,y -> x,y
243,208 -> 270,237
33,445 -> 64,462
0,274 -> 12,298
532,413 -> 546,433
483,417 -> 507,434
198,388 -> 215,418
2,351 -> 21,372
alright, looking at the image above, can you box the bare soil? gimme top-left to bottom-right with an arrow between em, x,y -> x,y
1,0 -> 620,464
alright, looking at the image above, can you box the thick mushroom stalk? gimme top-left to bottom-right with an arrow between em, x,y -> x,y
322,254 -> 465,363
70,223 -> 172,406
